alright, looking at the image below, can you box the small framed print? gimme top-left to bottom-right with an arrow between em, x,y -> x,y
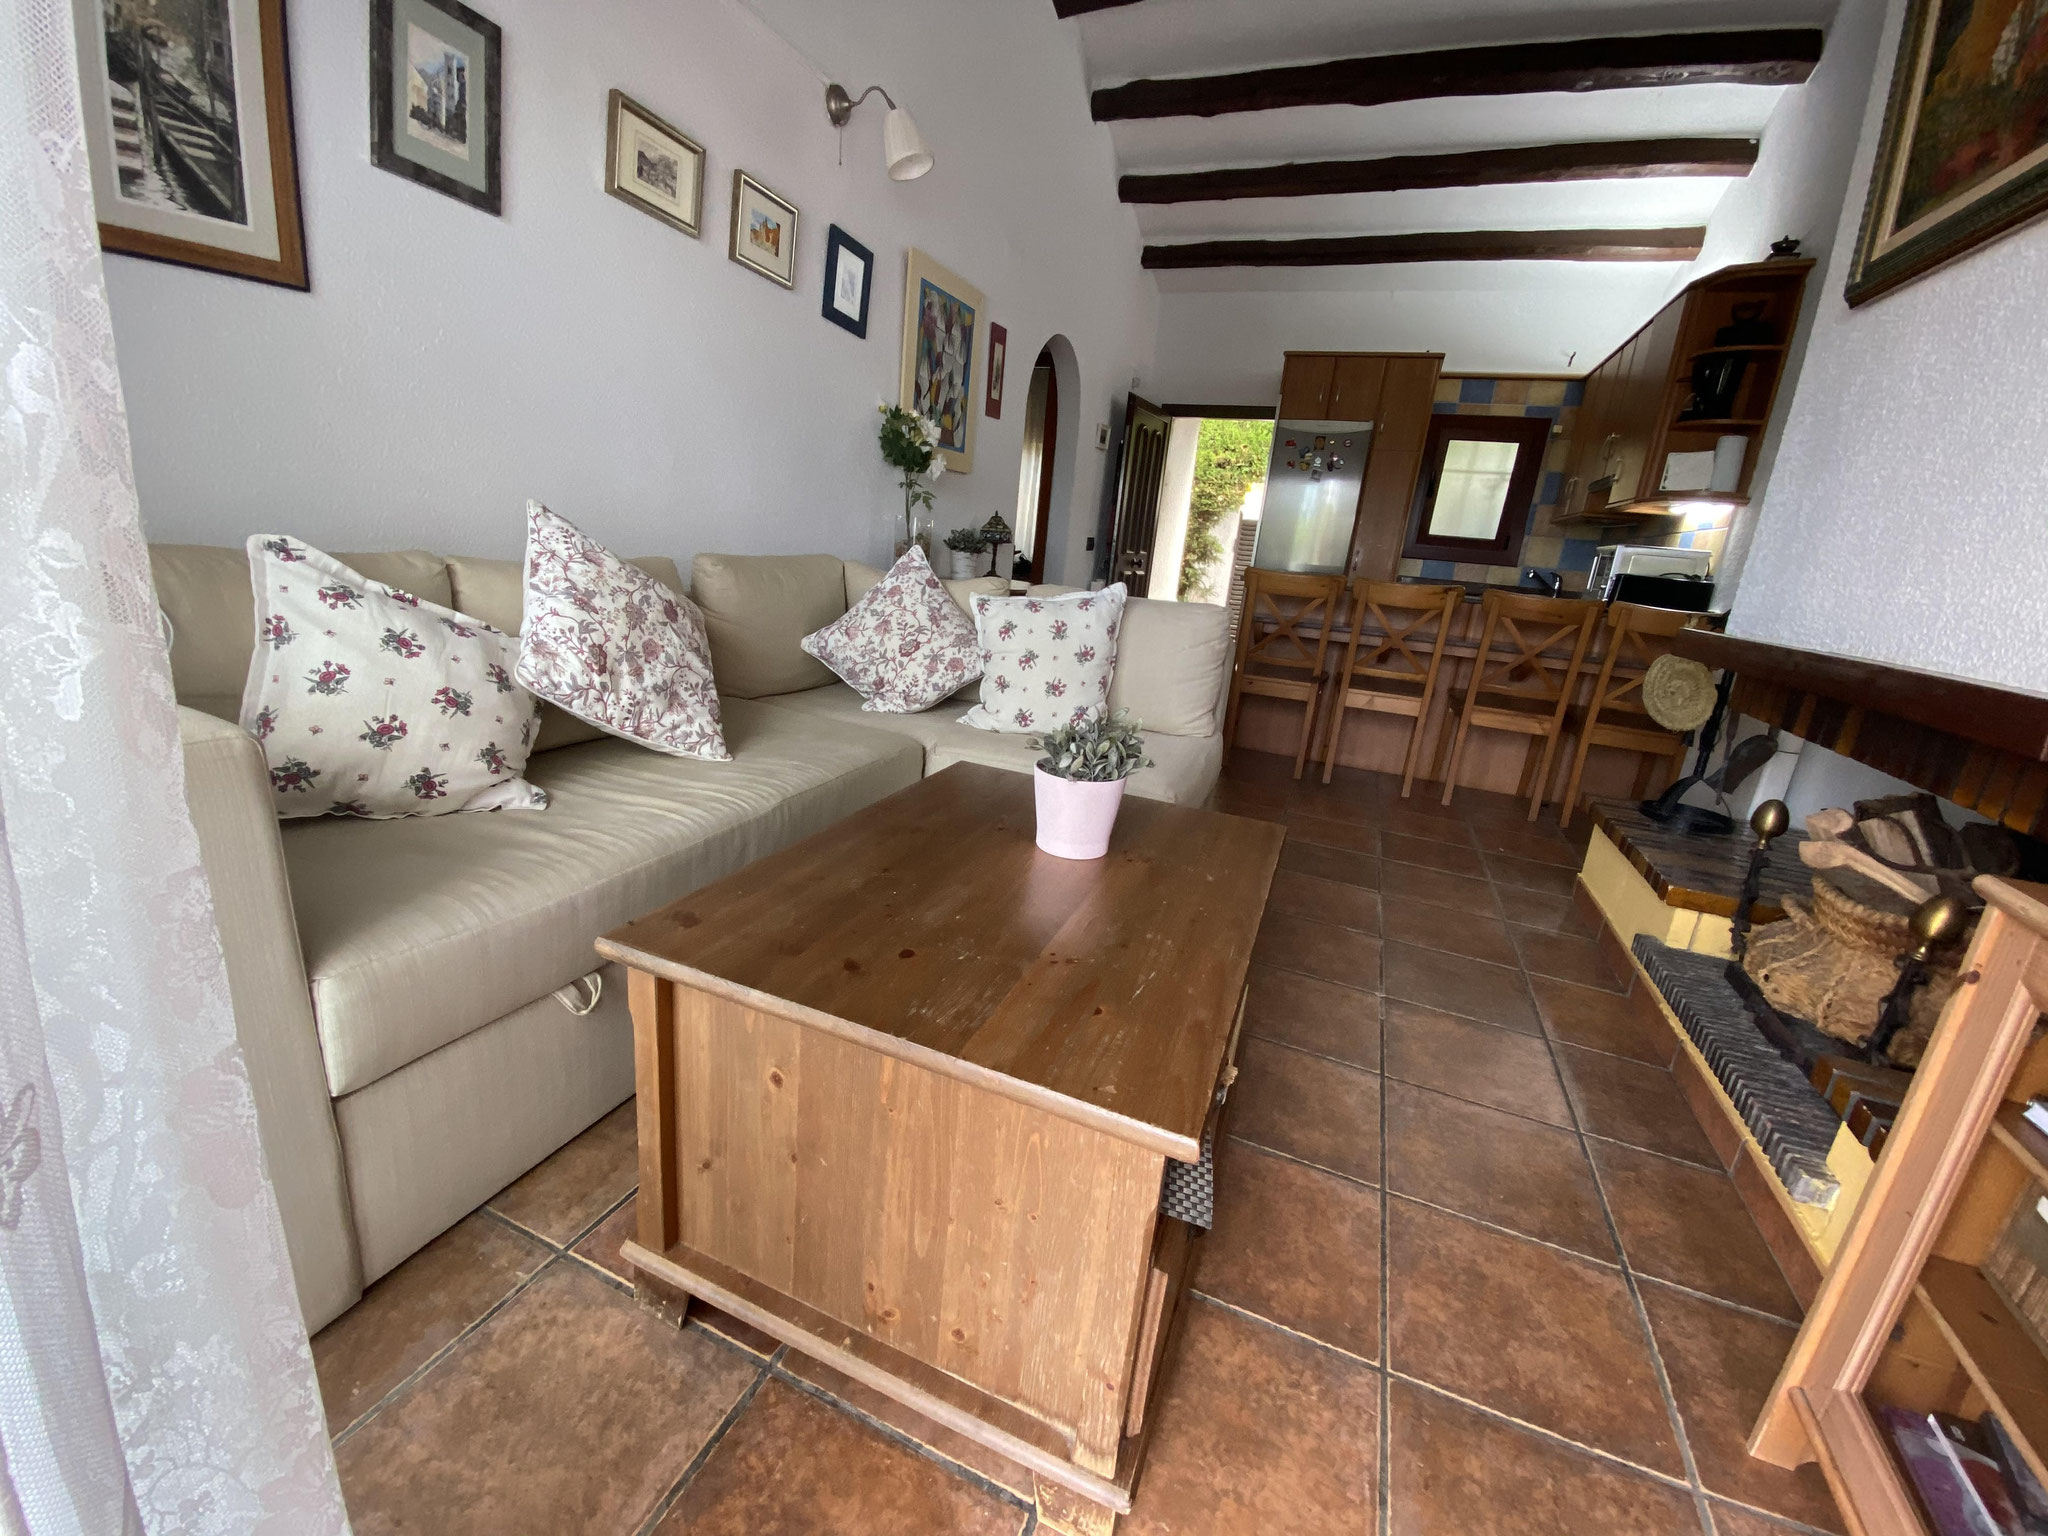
821,225 -> 872,337
985,322 -> 1008,419
71,0 -> 309,289
370,0 -> 503,215
729,171 -> 798,288
604,90 -> 703,236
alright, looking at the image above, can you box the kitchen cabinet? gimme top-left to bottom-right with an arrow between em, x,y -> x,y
1328,354 -> 1387,420
1561,258 -> 1813,524
1278,353 -> 1337,418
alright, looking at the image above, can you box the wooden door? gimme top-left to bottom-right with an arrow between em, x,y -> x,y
1109,395 -> 1170,591
1348,353 -> 1443,580
1278,354 -> 1336,418
1327,354 -> 1386,423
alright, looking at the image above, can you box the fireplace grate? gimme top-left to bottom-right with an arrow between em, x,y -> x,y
1631,936 -> 1842,1209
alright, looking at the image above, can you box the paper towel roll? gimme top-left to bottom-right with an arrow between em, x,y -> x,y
1710,435 -> 1747,493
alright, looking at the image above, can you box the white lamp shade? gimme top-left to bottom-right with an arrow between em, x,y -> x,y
883,106 -> 933,181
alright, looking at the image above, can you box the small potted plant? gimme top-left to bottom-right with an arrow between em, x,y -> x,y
1027,709 -> 1153,860
941,527 -> 987,579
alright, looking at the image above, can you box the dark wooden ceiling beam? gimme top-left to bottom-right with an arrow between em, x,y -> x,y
1052,0 -> 1141,14
1141,227 -> 1708,269
1120,137 -> 1757,203
1092,30 -> 1824,121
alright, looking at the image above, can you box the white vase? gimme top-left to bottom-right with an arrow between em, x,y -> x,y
948,550 -> 979,579
1033,768 -> 1127,860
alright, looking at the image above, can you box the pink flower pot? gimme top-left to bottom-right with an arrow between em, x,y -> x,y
1034,767 -> 1127,860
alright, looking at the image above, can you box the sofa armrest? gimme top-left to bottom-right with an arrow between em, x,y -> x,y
179,707 -> 361,1330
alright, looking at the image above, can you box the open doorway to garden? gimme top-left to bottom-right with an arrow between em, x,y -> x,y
1146,411 -> 1274,607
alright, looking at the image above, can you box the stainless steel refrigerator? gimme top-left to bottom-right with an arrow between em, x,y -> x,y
1251,421 -> 1372,574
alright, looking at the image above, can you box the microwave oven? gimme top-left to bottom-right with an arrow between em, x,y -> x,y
1588,544 -> 1715,609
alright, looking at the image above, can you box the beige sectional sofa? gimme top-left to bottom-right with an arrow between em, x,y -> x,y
153,544 -> 1232,1333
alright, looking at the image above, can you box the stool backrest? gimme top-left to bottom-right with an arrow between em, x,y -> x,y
1340,581 -> 1462,687
1467,589 -> 1599,711
1234,569 -> 1345,679
1584,602 -> 1697,721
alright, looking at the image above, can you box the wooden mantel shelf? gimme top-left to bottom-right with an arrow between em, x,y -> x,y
1673,632 -> 2048,839
1673,631 -> 2048,764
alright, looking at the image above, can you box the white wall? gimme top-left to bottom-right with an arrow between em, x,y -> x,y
104,0 -> 1154,587
1730,0 -> 2048,694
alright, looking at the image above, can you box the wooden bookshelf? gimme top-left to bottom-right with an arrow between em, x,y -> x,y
1749,876 -> 2048,1533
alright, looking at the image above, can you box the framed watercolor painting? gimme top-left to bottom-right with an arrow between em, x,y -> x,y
604,89 -> 703,236
730,171 -> 798,288
821,225 -> 873,337
899,249 -> 984,474
1847,0 -> 2048,305
71,0 -> 309,289
985,322 -> 1008,419
370,0 -> 502,215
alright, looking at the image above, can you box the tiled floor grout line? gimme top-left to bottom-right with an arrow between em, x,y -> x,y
329,1246 -> 565,1448
1380,1187 -> 1623,1272
1225,1130 -> 1381,1193
1182,1289 -> 1382,1374
1504,921 -> 1720,1536
766,1359 -> 1038,1517
628,1346 -> 781,1536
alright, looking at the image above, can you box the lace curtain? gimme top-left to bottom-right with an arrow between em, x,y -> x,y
0,1 -> 349,1530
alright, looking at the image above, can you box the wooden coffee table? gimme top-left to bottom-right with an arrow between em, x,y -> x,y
596,762 -> 1281,1533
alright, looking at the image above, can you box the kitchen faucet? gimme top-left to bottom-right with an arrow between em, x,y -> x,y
1524,568 -> 1564,597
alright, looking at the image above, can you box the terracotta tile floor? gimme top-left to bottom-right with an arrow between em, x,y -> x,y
314,753 -> 1844,1535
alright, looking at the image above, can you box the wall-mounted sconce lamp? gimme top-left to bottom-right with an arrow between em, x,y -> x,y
824,83 -> 932,181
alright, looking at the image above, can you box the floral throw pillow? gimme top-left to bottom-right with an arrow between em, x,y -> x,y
238,537 -> 546,819
799,547 -> 981,713
960,584 -> 1127,734
515,502 -> 729,760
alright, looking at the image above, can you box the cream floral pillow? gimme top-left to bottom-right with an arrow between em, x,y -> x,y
960,584 -> 1127,734
515,502 -> 729,760
239,538 -> 546,819
799,547 -> 981,713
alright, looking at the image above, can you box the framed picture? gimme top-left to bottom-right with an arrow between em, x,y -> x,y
1847,0 -> 2048,305
821,224 -> 872,337
370,0 -> 502,215
604,90 -> 703,236
899,249 -> 984,474
985,322 -> 1008,419
71,0 -> 309,289
729,172 -> 798,288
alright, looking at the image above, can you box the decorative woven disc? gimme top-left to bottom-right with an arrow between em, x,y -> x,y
1642,655 -> 1717,732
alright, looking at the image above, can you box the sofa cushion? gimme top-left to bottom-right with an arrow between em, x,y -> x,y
844,559 -> 1007,615
242,537 -> 545,817
1109,598 -> 1232,737
445,553 -> 686,751
757,683 -> 1220,806
281,696 -> 923,1095
152,543 -> 452,723
519,505 -> 728,760
961,585 -> 1127,733
800,548 -> 981,713
690,553 -> 847,697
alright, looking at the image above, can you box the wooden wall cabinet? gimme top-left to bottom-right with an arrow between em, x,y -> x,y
1275,350 -> 1444,581
1561,259 -> 1813,526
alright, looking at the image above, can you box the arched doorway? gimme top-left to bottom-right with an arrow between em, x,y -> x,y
1013,335 -> 1076,586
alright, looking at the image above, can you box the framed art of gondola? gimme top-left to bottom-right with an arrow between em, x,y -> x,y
370,0 -> 503,216
1847,0 -> 2048,305
71,0 -> 309,289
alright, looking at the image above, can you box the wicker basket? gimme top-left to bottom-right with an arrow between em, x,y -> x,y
1742,873 -> 1969,1067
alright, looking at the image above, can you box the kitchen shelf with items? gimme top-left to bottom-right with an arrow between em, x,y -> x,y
1747,876 -> 2048,1535
1559,257 -> 1814,525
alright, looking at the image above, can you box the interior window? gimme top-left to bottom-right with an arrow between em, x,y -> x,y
1403,413 -> 1552,568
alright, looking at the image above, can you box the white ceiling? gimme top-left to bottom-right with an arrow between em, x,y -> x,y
1071,0 -> 1837,296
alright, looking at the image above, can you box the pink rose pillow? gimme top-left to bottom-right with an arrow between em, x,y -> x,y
799,547 -> 981,713
515,502 -> 729,760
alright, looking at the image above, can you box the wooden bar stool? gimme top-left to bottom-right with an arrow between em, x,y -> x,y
1223,568 -> 1345,779
1556,603 -> 1696,828
1434,589 -> 1599,821
1319,580 -> 1462,795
